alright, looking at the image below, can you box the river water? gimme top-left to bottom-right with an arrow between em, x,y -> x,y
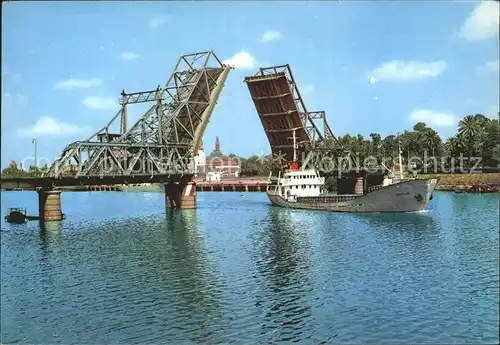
1,191 -> 499,344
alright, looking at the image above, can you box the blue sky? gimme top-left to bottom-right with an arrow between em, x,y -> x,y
2,1 -> 499,168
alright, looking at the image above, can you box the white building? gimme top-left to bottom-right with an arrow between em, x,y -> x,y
193,140 -> 206,176
194,148 -> 206,171
205,171 -> 221,182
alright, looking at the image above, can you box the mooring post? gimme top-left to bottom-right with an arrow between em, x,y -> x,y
38,190 -> 63,221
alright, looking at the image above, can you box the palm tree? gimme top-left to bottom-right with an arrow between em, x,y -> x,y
473,113 -> 491,128
458,115 -> 480,141
473,130 -> 487,156
444,136 -> 461,157
458,114 -> 482,157
423,129 -> 441,156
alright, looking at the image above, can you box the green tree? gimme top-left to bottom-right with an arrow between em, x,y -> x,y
458,114 -> 482,157
413,122 -> 427,132
422,128 -> 442,157
444,136 -> 462,157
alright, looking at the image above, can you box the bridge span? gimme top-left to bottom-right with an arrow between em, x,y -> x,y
2,50 -> 232,221
244,65 -> 356,172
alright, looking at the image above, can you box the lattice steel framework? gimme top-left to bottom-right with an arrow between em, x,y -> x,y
244,64 -> 357,171
45,51 -> 231,178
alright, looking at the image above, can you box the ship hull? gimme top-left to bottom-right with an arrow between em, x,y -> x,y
267,178 -> 438,213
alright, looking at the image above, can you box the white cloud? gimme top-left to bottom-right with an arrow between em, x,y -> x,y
223,52 -> 257,70
261,30 -> 283,42
459,0 -> 499,41
17,116 -> 88,138
3,92 -> 27,106
409,109 -> 458,127
476,59 -> 499,75
300,84 -> 314,94
82,96 -> 118,110
149,14 -> 169,29
54,78 -> 102,90
120,52 -> 138,61
368,60 -> 448,83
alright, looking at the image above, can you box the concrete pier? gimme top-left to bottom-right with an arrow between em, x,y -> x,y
164,182 -> 196,209
164,182 -> 181,209
38,190 -> 63,221
179,183 -> 196,209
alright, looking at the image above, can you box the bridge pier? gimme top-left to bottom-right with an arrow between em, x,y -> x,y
164,182 -> 196,210
38,190 -> 63,221
180,182 -> 196,209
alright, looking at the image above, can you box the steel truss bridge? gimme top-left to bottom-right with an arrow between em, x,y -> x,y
244,65 -> 358,173
47,50 -> 231,179
1,50 -> 232,189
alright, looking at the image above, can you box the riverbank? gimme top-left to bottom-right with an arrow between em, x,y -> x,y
418,173 -> 500,192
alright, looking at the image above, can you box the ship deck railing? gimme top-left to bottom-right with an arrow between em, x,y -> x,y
367,184 -> 384,193
297,194 -> 359,204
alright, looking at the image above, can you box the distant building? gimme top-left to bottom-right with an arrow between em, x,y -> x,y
193,136 -> 241,178
193,139 -> 206,174
205,171 -> 221,182
215,136 -> 220,153
207,158 -> 239,177
205,136 -> 240,178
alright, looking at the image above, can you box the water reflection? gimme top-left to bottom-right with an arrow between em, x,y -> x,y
39,220 -> 63,235
37,221 -> 63,258
357,211 -> 438,229
2,191 -> 498,344
251,207 -> 314,343
160,209 -> 228,343
355,212 -> 441,258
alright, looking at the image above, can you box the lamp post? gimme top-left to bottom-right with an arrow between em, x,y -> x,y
32,138 -> 37,172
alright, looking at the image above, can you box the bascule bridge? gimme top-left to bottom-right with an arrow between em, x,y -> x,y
1,50 -> 232,220
243,64 -> 385,193
243,64 -> 357,172
245,65 -> 354,169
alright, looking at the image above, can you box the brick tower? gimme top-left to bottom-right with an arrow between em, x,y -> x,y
215,136 -> 220,152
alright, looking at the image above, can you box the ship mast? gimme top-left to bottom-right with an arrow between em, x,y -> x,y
397,133 -> 403,179
292,128 -> 297,163
288,128 -> 299,171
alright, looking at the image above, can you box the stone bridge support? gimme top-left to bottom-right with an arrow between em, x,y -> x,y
38,190 -> 63,221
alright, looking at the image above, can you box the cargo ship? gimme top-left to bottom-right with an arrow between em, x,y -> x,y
266,131 -> 438,213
